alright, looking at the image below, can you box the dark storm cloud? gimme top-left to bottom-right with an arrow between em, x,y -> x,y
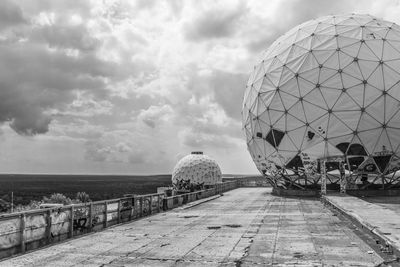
0,0 -> 105,135
0,1 -> 147,136
134,0 -> 157,10
0,0 -> 27,29
211,71 -> 247,120
168,68 -> 245,150
182,128 -> 239,150
0,45 -> 115,89
246,0 -> 355,53
183,2 -> 247,41
85,135 -> 147,164
84,140 -> 110,162
128,152 -> 146,164
167,0 -> 184,18
19,0 -> 92,16
0,41 -> 117,135
184,69 -> 247,120
192,119 -> 243,139
143,119 -> 156,128
9,111 -> 51,135
32,24 -> 100,52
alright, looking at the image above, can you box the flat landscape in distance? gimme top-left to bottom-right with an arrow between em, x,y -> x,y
0,174 -> 172,206
0,174 -> 265,206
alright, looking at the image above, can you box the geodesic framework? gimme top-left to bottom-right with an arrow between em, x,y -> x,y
242,14 -> 400,190
172,152 -> 222,190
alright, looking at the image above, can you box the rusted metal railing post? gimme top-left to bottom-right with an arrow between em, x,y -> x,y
149,196 -> 153,215
157,195 -> 161,213
20,214 -> 26,253
117,200 -> 121,224
339,161 -> 347,194
104,201 -> 108,228
321,160 -> 327,196
46,209 -> 52,244
139,197 -> 143,217
129,197 -> 133,221
88,203 -> 93,232
69,206 -> 74,238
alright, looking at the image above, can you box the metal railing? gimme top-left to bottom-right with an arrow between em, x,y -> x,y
0,181 -> 239,260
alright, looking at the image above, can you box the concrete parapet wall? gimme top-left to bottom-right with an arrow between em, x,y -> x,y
0,181 -> 239,260
321,194 -> 400,255
239,180 -> 270,187
347,189 -> 400,197
272,187 -> 319,197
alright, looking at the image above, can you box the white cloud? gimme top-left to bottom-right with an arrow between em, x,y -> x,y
137,104 -> 173,128
52,91 -> 113,117
182,0 -> 247,41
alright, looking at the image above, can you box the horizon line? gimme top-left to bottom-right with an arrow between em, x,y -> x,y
0,172 -> 262,176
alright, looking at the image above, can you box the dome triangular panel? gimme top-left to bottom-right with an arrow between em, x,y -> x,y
333,92 -> 361,111
320,87 -> 342,108
328,113 -> 353,137
334,111 -> 362,131
372,129 -> 394,154
382,41 -> 400,61
358,112 -> 380,131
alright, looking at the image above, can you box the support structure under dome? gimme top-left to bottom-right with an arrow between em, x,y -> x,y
242,14 -> 400,193
267,156 -> 400,193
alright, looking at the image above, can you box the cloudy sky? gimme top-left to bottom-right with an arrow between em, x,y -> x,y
0,0 -> 399,174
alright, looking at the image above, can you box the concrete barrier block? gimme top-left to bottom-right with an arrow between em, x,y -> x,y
178,196 -> 183,206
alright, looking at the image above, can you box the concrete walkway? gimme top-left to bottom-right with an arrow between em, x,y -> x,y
324,193 -> 400,253
363,196 -> 400,214
2,188 -> 384,266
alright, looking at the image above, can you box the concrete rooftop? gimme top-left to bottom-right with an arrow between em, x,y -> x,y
1,188 -> 388,266
324,193 -> 400,256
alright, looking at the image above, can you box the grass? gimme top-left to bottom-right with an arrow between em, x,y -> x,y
0,174 -> 265,206
0,174 -> 172,205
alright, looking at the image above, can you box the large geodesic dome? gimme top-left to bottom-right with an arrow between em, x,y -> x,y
242,14 -> 400,190
172,152 -> 222,190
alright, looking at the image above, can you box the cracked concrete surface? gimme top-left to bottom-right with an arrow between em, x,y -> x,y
1,188 -> 384,266
325,193 -> 400,255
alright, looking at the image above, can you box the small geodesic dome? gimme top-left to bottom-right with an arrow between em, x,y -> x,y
172,152 -> 222,190
242,14 -> 400,189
